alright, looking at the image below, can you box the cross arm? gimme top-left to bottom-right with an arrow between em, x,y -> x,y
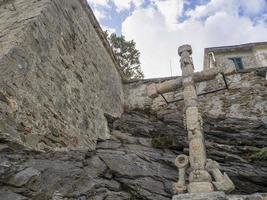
147,66 -> 236,98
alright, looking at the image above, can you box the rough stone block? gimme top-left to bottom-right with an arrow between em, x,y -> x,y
147,83 -> 158,98
7,167 -> 40,189
187,182 -> 214,193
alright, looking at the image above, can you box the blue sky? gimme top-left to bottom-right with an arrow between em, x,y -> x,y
87,0 -> 267,78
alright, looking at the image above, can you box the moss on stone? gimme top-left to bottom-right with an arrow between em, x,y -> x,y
151,135 -> 173,148
252,147 -> 267,161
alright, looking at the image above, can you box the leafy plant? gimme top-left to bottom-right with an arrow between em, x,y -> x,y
105,31 -> 144,81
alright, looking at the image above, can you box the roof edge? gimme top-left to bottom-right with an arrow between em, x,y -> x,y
205,42 -> 267,54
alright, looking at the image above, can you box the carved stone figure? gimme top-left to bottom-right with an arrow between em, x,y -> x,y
206,159 -> 235,192
173,45 -> 235,194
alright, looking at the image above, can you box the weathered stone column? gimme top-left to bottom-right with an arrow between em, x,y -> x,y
178,45 -> 214,193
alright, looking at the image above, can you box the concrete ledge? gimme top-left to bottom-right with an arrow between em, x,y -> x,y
228,193 -> 267,200
173,192 -> 267,200
173,192 -> 226,200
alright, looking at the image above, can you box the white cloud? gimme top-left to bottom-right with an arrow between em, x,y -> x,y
153,0 -> 184,29
186,0 -> 240,19
112,0 -> 145,11
87,0 -> 109,7
187,0 -> 267,19
92,8 -> 106,20
133,0 -> 144,7
241,0 -> 267,16
122,0 -> 267,78
88,0 -> 145,12
87,0 -> 145,23
122,7 -> 181,78
87,0 -> 109,21
102,26 -> 116,34
113,0 -> 132,11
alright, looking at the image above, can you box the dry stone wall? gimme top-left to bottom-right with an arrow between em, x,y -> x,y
123,69 -> 267,198
0,0 -> 123,151
1,109 -> 266,199
124,71 -> 267,125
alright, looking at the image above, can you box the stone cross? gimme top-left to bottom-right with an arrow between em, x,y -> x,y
147,59 -> 238,98
148,44 -> 235,194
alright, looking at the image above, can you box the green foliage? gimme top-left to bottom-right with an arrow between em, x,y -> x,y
105,31 -> 144,80
252,147 -> 267,161
152,136 -> 173,148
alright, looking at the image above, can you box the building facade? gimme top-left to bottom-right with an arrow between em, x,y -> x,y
203,42 -> 267,72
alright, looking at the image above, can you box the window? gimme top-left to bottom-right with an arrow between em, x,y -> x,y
229,57 -> 244,71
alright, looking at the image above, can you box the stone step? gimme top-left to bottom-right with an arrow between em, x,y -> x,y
173,192 -> 267,200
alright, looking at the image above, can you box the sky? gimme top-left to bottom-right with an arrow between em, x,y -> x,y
87,0 -> 267,78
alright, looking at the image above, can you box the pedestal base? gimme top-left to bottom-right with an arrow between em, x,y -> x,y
172,192 -> 226,200
187,182 -> 214,193
172,192 -> 267,200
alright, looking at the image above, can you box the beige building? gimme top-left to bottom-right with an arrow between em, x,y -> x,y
203,42 -> 267,71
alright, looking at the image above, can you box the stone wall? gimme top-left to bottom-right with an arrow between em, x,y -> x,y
124,70 -> 267,124
254,46 -> 267,67
0,0 -> 123,151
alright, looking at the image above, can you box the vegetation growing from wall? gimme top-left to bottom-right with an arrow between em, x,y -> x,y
252,147 -> 267,161
152,135 -> 173,148
105,32 -> 144,80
